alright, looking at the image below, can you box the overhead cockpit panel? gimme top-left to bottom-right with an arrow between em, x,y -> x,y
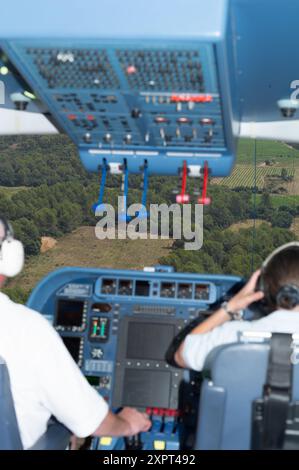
0,0 -> 238,177
2,0 -> 298,178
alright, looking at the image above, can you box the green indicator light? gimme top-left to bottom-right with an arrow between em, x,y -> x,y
23,90 -> 36,100
0,66 -> 9,76
100,323 -> 105,337
93,322 -> 98,336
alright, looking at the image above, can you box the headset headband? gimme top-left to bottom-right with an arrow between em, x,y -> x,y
262,241 -> 299,270
261,241 -> 299,311
0,217 -> 14,247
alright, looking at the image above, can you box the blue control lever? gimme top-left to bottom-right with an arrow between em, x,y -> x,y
135,161 -> 148,220
119,160 -> 131,223
92,160 -> 108,214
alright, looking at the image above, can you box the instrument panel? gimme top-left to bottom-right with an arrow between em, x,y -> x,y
3,42 -> 227,163
1,0 -> 237,177
28,267 -> 241,421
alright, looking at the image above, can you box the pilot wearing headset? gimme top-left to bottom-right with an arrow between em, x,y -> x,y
0,217 -> 150,449
175,242 -> 299,371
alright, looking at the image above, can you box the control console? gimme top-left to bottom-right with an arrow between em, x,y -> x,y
28,266 -> 242,450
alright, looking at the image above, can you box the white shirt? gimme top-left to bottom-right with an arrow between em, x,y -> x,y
182,309 -> 299,372
0,292 -> 109,449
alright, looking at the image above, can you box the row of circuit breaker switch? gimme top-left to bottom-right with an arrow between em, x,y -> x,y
66,114 -> 222,146
67,114 -> 217,128
79,128 -> 219,146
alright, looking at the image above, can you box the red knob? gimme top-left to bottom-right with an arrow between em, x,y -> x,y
197,196 -> 211,206
176,194 -> 190,204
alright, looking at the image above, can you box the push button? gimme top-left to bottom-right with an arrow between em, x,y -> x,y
100,437 -> 112,446
154,440 -> 166,450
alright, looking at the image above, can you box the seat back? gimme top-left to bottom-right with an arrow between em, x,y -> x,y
0,357 -> 23,450
195,338 -> 299,449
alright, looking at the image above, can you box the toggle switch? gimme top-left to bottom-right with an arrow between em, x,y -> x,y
204,128 -> 213,143
124,134 -> 132,144
83,132 -> 92,143
104,133 -> 112,143
131,108 -> 142,119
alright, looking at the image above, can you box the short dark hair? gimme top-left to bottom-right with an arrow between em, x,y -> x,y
263,244 -> 299,310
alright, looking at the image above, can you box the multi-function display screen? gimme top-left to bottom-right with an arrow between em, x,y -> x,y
113,319 -> 179,409
126,322 -> 175,361
55,299 -> 85,328
61,336 -> 81,363
122,369 -> 171,408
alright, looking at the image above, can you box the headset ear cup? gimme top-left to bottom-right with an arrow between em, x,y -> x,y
249,270 -> 272,317
0,240 -> 24,277
276,285 -> 299,309
257,273 -> 263,292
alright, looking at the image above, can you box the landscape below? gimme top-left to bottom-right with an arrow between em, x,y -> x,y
0,135 -> 298,303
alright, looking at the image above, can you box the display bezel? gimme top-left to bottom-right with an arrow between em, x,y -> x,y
112,316 -> 184,409
54,298 -> 86,331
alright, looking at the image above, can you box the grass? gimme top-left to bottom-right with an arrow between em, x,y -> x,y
213,165 -> 295,189
228,219 -> 270,232
7,226 -> 173,292
0,186 -> 30,198
237,139 -> 299,165
291,218 -> 299,238
252,194 -> 299,208
213,139 -> 299,191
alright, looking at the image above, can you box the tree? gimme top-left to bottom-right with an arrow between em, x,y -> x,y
271,210 -> 293,229
281,168 -> 288,181
35,208 -> 58,236
13,218 -> 41,256
57,202 -> 82,233
257,191 -> 273,220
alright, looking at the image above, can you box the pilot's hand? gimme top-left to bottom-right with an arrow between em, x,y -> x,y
69,435 -> 86,450
118,407 -> 151,435
227,269 -> 264,313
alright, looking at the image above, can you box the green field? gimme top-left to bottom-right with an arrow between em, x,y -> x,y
237,139 -> 299,165
214,165 -> 295,189
253,194 -> 299,208
214,139 -> 299,189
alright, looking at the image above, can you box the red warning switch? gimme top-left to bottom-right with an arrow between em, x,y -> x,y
126,65 -> 137,75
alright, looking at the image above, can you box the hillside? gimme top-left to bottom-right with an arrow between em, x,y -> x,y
7,226 -> 173,292
1,134 -> 299,303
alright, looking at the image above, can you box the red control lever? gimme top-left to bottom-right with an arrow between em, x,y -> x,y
176,160 -> 190,204
197,161 -> 211,205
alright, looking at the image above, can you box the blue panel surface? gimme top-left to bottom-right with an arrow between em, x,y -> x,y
0,0 -> 227,40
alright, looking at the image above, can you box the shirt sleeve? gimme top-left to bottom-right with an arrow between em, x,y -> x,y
35,319 -> 109,437
181,320 -> 252,372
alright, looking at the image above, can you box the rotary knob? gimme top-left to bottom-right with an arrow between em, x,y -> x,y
131,108 -> 142,119
91,348 -> 104,359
